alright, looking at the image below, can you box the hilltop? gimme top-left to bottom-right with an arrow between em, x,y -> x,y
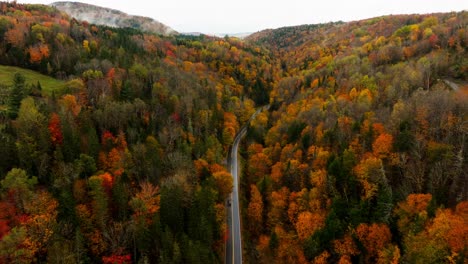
51,1 -> 177,35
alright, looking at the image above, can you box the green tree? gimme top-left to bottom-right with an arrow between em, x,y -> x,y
1,168 -> 37,210
159,185 -> 184,234
0,226 -> 33,263
0,124 -> 18,175
8,73 -> 26,119
15,97 -> 50,179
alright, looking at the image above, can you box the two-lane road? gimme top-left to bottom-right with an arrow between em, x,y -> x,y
226,107 -> 266,264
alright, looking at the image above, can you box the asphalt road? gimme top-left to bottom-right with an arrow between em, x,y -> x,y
443,79 -> 460,91
226,107 -> 266,264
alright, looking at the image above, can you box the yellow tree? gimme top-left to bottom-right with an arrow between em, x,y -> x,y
295,211 -> 325,241
275,226 -> 308,264
268,187 -> 289,228
212,171 -> 233,201
247,185 -> 263,236
394,193 -> 432,236
22,191 -> 58,258
372,133 -> 393,158
60,94 -> 82,116
27,44 -> 50,64
356,223 -> 392,262
424,202 -> 468,259
129,182 -> 160,223
313,251 -> 330,264
354,156 -> 385,200
377,245 -> 400,264
333,234 -> 360,260
222,112 -> 239,147
248,151 -> 271,184
0,190 -> 58,263
271,162 -> 283,184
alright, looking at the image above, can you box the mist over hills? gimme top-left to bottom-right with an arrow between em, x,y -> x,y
51,1 -> 177,35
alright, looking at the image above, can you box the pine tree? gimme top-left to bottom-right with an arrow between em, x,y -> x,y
8,72 -> 25,119
120,80 -> 132,101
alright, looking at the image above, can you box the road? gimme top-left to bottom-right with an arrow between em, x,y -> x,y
443,79 -> 460,91
226,107 -> 266,264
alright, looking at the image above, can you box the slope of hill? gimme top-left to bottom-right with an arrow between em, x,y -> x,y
51,1 -> 177,35
0,65 -> 65,94
0,1 -> 272,262
242,11 -> 467,264
247,22 -> 344,49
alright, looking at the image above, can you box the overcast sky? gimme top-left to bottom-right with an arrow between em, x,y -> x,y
17,0 -> 468,34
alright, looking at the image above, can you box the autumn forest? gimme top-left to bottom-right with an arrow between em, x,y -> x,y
0,2 -> 466,263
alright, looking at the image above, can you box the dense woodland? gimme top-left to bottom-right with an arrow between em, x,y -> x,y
0,2 -> 466,263
244,11 -> 468,264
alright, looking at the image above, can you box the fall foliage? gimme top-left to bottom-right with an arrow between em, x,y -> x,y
48,113 -> 63,146
247,184 -> 263,235
0,2 -> 466,263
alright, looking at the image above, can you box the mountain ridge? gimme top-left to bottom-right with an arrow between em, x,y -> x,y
51,1 -> 177,35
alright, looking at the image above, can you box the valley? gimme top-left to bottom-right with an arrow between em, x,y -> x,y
0,1 -> 466,263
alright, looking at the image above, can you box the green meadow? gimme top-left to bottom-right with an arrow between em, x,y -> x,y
0,65 -> 65,95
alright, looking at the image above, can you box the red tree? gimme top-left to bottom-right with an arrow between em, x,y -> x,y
48,113 -> 63,146
102,254 -> 131,264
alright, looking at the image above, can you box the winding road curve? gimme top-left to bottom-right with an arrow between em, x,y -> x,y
226,107 -> 266,264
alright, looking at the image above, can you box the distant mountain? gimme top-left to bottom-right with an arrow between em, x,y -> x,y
212,32 -> 253,39
246,22 -> 344,49
51,1 -> 177,35
180,32 -> 253,39
181,32 -> 204,37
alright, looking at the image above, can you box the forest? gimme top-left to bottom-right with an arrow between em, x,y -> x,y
0,2 -> 466,263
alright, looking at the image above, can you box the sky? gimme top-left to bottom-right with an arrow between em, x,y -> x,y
17,0 -> 468,34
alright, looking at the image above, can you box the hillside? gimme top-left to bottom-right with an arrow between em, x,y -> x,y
246,22 -> 344,49
51,1 -> 177,35
0,1 -> 272,262
0,65 -> 65,94
242,11 -> 467,264
0,1 -> 466,264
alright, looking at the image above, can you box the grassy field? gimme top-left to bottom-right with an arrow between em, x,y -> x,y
0,65 -> 65,95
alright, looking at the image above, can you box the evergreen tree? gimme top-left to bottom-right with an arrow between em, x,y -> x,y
120,80 -> 132,101
160,185 -> 184,234
8,72 -> 25,119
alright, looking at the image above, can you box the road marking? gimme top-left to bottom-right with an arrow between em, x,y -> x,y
227,106 -> 267,264
231,193 -> 234,264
